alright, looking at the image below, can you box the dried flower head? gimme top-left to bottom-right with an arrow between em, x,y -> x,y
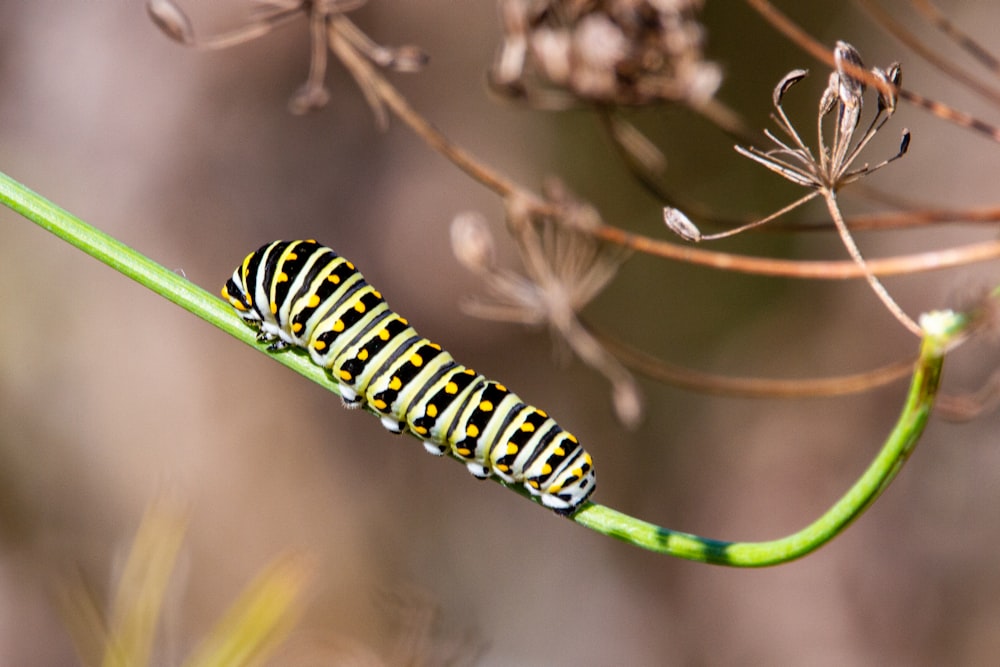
669,41 -> 921,336
491,0 -> 721,109
735,41 -> 909,195
451,186 -> 643,427
147,0 -> 427,117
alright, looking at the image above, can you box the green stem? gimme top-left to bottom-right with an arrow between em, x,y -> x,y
573,311 -> 962,565
0,169 -> 966,566
0,170 -> 338,396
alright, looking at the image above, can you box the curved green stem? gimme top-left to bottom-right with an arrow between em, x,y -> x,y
573,312 -> 960,565
0,169 -> 967,566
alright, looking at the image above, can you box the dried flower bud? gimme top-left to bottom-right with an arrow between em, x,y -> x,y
147,0 -> 194,44
289,84 -> 331,115
774,69 -> 809,107
834,41 -> 865,108
819,72 -> 839,116
612,377 -> 644,430
663,207 -> 702,242
451,212 -> 496,274
874,63 -> 902,115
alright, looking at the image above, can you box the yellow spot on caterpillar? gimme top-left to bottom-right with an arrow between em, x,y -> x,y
541,463 -> 552,475
464,368 -> 475,375
429,342 -> 441,351
354,301 -> 366,313
308,294 -> 320,308
314,340 -> 327,351
528,480 -> 540,489
495,383 -> 507,392
277,272 -> 288,283
398,317 -> 409,326
520,422 -> 534,432
333,320 -> 345,333
567,433 -> 578,444
479,400 -> 493,412
496,464 -> 510,472
379,328 -> 390,341
506,443 -> 518,455
536,409 -> 548,418
346,261 -> 355,270
571,468 -> 583,479
339,369 -> 352,381
414,425 -> 427,435
466,424 -> 479,438
292,322 -> 303,333
270,302 -> 278,314
410,353 -> 423,367
357,349 -> 369,361
372,399 -> 387,410
445,382 -> 458,394
548,483 -> 564,493
328,274 -> 341,284
426,405 -> 438,418
457,447 -> 472,457
389,376 -> 402,391
554,447 -> 565,456
584,453 -> 593,465
372,290 -> 382,299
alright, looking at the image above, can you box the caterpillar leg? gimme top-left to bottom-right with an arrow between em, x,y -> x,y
338,382 -> 361,408
380,415 -> 406,434
422,440 -> 448,456
539,490 -> 576,514
466,462 -> 490,478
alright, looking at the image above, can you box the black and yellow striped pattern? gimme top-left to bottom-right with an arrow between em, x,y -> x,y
222,240 -> 596,514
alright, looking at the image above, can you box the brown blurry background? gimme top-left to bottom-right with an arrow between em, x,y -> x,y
1,1 -> 1000,664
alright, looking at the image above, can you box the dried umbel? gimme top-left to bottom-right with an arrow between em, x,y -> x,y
451,187 -> 643,428
666,41 -> 920,336
147,0 -> 427,117
492,0 -> 721,108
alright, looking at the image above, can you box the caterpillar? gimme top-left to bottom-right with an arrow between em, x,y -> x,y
222,240 -> 596,514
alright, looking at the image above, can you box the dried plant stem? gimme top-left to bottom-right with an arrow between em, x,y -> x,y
822,190 -> 923,336
595,224 -> 1000,278
592,324 -> 915,397
327,17 -> 520,199
857,0 -> 1000,107
793,204 -> 1000,231
744,0 -> 1000,143
910,0 -> 1000,73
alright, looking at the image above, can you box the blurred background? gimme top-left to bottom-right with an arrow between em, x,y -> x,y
1,1 -> 1000,664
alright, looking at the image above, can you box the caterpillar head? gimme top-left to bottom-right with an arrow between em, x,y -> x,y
222,270 -> 262,325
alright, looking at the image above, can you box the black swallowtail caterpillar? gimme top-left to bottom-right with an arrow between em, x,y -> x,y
222,240 -> 596,514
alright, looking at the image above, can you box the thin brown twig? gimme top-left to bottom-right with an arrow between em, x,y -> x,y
910,0 -> 1000,73
327,16 -> 521,199
592,324 -> 915,398
594,224 -> 1000,278
744,0 -> 1000,143
856,0 -> 1000,107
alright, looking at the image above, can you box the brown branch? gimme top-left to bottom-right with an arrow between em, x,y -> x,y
594,224 -> 1000,278
593,325 -> 914,398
